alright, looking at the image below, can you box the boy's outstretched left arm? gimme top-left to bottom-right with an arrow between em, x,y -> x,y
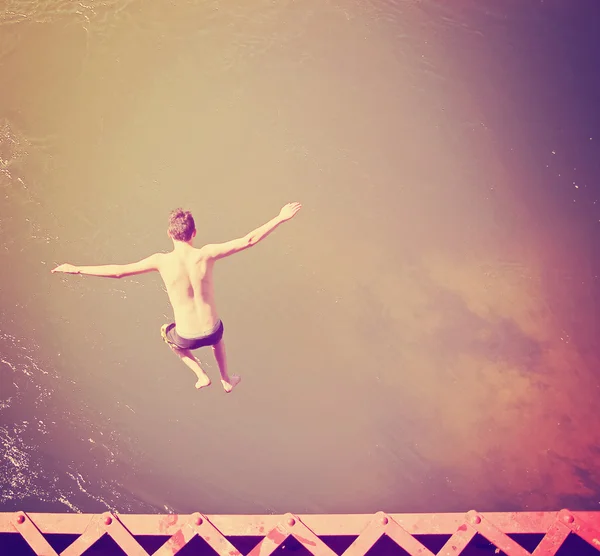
52,253 -> 162,279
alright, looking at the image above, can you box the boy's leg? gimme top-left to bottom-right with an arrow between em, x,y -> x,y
161,323 -> 211,390
211,338 -> 240,393
169,344 -> 212,390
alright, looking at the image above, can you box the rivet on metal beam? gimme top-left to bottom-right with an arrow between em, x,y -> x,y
104,516 -> 113,526
563,514 -> 574,524
380,515 -> 389,526
195,516 -> 203,526
16,514 -> 25,525
286,516 -> 296,527
469,512 -> 482,525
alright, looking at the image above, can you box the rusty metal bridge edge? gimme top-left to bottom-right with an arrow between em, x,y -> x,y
1,509 -> 599,555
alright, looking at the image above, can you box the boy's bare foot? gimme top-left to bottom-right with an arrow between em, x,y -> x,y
221,375 -> 241,393
195,375 -> 212,390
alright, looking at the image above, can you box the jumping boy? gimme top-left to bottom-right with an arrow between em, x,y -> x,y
52,202 -> 302,392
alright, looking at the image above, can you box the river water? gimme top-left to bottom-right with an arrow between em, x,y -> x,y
1,0 -> 599,521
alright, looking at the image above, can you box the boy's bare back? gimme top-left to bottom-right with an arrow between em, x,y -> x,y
158,246 -> 219,337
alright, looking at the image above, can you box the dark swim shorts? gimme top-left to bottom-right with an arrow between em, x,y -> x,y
160,320 -> 224,350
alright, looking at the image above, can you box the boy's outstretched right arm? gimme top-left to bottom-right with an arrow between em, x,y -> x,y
205,202 -> 302,260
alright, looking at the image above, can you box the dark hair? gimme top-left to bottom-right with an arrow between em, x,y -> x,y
168,208 -> 196,242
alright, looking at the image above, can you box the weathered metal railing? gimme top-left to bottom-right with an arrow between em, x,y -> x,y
1,509 -> 599,555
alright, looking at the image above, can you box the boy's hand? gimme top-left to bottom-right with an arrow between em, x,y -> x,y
279,202 -> 302,222
51,263 -> 80,274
